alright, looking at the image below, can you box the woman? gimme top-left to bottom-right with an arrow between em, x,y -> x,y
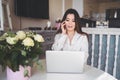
52,8 -> 89,63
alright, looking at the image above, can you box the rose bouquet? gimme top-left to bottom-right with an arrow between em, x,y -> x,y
0,31 -> 44,72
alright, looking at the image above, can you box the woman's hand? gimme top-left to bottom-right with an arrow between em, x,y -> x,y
61,21 -> 66,34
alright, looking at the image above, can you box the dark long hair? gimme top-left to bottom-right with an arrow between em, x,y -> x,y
56,8 -> 87,36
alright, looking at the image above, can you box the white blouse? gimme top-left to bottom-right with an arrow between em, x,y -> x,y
52,32 -> 89,63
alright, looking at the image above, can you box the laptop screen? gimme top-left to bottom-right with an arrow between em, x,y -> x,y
45,50 -> 85,74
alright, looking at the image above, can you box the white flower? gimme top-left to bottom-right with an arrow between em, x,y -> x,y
6,37 -> 18,45
22,37 -> 34,47
34,34 -> 44,42
3,33 -> 8,37
16,31 -> 26,40
0,33 -> 8,41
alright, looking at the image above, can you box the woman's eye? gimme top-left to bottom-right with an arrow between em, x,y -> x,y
72,21 -> 75,22
65,19 -> 69,21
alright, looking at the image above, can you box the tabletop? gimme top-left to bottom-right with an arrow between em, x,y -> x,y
0,59 -> 117,80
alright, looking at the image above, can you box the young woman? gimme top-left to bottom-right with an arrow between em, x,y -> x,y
52,8 -> 89,63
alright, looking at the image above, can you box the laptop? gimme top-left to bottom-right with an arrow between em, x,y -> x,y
45,50 -> 85,74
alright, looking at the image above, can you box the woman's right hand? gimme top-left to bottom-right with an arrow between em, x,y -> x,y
61,21 -> 66,34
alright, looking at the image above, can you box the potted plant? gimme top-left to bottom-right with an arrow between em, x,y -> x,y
0,30 -> 44,80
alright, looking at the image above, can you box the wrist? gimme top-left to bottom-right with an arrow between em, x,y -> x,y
62,32 -> 66,35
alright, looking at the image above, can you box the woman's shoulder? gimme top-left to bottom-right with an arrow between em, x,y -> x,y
76,32 -> 87,37
55,33 -> 62,37
77,32 -> 89,40
55,33 -> 67,38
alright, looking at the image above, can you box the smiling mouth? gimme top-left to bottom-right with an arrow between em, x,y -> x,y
68,26 -> 73,28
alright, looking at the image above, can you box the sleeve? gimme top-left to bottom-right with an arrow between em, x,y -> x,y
52,34 -> 67,50
81,35 -> 89,63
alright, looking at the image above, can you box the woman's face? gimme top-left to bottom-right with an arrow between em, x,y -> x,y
65,14 -> 75,32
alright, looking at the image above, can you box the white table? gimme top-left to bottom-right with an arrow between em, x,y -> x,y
0,59 -> 117,80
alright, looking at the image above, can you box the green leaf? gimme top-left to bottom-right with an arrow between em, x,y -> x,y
21,50 -> 26,56
24,69 -> 29,77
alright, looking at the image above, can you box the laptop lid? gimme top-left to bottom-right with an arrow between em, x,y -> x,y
45,50 -> 85,74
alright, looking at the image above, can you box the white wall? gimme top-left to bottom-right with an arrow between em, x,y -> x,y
64,0 -> 72,12
0,0 -> 4,31
72,0 -> 83,17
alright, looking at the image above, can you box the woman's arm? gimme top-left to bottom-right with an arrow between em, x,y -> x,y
52,34 -> 67,50
80,35 -> 89,63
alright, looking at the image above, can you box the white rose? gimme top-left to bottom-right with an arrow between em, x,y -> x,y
3,33 -> 8,37
22,37 -> 34,47
0,33 -> 8,41
34,34 -> 44,42
16,31 -> 26,40
6,37 -> 18,45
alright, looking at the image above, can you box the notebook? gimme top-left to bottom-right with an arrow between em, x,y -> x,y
45,50 -> 85,74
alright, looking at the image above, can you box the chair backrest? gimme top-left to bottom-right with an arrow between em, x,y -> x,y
83,28 -> 120,80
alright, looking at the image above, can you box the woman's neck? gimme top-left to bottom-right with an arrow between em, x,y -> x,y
67,30 -> 75,44
67,30 -> 75,36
